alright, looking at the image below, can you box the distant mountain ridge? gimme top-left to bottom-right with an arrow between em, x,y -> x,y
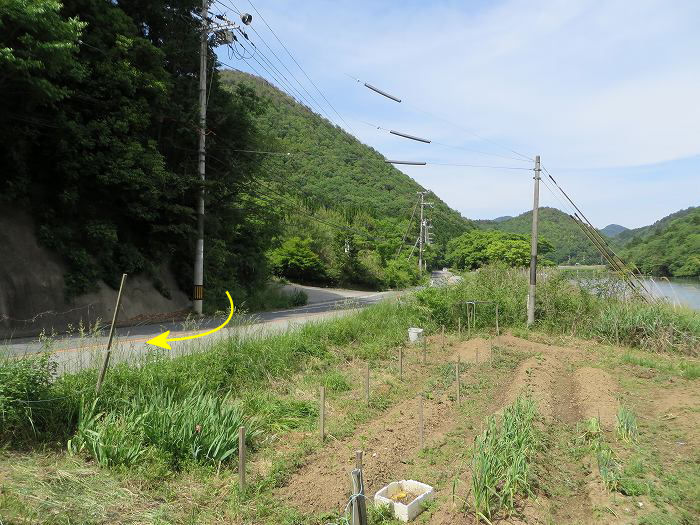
600,224 -> 628,237
479,207 -> 601,264
613,206 -> 698,246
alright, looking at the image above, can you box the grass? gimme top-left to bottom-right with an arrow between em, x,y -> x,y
1,265 -> 699,523
469,395 -> 539,523
616,406 -> 638,443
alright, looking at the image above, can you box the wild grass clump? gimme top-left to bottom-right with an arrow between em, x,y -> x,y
424,265 -> 699,354
469,396 -> 539,522
69,384 -> 259,469
0,353 -> 56,441
616,406 -> 638,443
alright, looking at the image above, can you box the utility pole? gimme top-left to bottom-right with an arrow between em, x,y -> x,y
192,0 -> 209,315
417,191 -> 433,273
527,155 -> 541,326
192,4 -> 251,314
418,192 -> 424,272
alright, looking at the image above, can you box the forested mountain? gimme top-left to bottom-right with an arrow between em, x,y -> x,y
479,207 -> 601,264
600,224 -> 629,237
0,0 -> 472,311
619,208 -> 700,278
613,206 -> 697,246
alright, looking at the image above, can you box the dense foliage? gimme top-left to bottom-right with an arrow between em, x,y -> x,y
613,206 -> 697,246
446,230 -> 554,270
620,207 -> 700,278
478,207 -> 601,264
1,0 -> 275,308
1,2 -> 472,308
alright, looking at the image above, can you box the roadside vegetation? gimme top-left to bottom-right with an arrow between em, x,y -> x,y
1,265 -> 699,523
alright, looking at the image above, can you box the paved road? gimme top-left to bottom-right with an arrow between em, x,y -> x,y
1,286 -> 397,374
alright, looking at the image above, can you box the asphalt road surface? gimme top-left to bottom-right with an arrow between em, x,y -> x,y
1,285 -> 397,374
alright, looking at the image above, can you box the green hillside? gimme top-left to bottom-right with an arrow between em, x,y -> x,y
479,207 -> 601,264
219,70 -> 470,245
619,208 -> 700,278
0,0 -> 472,310
613,207 -> 697,246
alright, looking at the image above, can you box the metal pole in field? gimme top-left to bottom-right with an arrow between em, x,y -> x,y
320,386 -> 325,442
365,363 -> 370,406
238,426 -> 246,491
527,155 -> 541,326
95,273 -> 127,394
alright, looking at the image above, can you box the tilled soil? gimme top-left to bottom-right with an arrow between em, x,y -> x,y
274,334 -> 647,523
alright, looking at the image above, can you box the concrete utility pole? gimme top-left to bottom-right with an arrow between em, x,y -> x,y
193,0 -> 209,315
192,4 -> 251,313
527,155 -> 541,326
417,191 -> 433,273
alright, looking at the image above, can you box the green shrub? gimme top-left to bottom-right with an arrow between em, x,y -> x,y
69,385 -> 259,469
0,353 -> 57,440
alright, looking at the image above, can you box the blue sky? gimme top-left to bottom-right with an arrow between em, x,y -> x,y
213,0 -> 700,228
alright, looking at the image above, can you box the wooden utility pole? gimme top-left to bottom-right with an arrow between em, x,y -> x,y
95,273 -> 127,394
527,155 -> 541,326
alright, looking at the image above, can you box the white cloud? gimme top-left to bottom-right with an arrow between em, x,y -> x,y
223,0 -> 700,225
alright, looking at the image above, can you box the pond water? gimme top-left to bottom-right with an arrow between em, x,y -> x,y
640,277 -> 700,310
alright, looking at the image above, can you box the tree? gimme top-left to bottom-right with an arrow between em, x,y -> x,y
446,230 -> 553,270
268,237 -> 325,283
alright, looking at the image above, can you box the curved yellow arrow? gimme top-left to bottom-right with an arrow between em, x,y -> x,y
146,291 -> 234,350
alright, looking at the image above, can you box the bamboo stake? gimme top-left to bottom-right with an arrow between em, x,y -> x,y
456,357 -> 461,405
495,304 -> 500,336
96,273 -> 127,394
365,363 -> 370,406
441,324 -> 445,350
238,426 -> 246,491
399,348 -> 403,381
418,396 -> 424,449
320,386 -> 325,442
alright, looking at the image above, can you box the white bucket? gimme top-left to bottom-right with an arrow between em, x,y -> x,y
408,327 -> 424,344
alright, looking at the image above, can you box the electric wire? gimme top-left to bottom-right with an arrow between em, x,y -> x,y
245,0 -> 356,133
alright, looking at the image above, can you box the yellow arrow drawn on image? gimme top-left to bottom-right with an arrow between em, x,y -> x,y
146,291 -> 234,350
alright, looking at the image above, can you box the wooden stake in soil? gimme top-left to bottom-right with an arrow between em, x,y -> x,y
441,324 -> 445,350
418,395 -> 424,449
95,273 -> 127,395
422,338 -> 427,364
320,386 -> 325,442
238,426 -> 246,492
456,357 -> 461,405
458,317 -> 461,338
495,304 -> 500,336
467,304 -> 471,339
351,467 -> 368,525
399,348 -> 403,381
365,363 -> 370,407
355,450 -> 363,470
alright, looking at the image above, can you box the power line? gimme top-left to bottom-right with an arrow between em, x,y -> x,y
347,73 -> 534,163
245,0 -> 356,133
217,0 -> 344,128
